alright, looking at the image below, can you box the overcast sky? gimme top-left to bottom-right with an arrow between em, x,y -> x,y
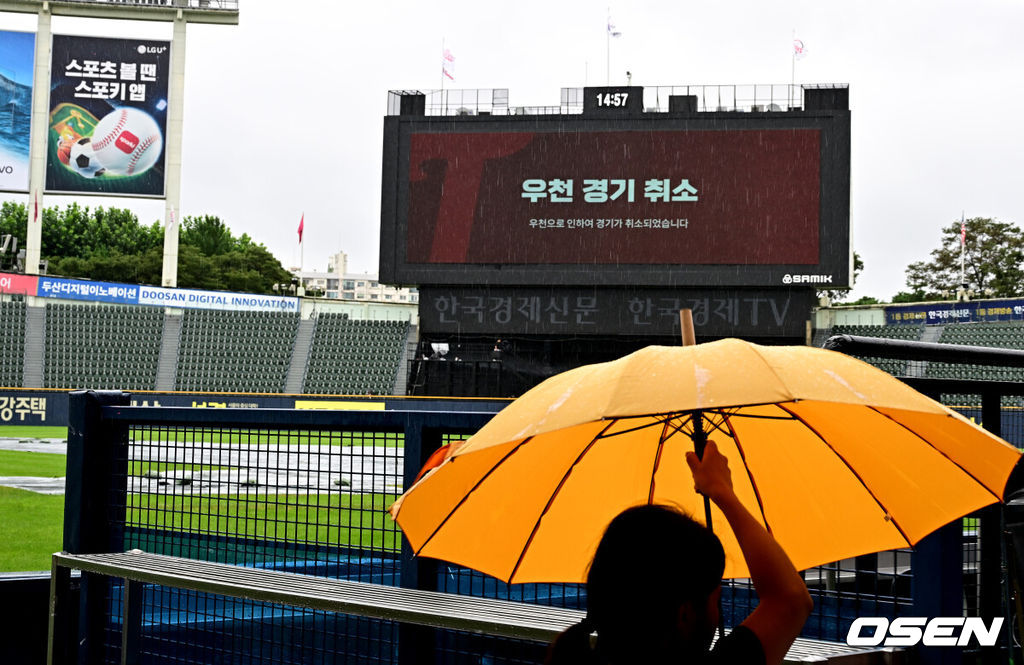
2,0 -> 1023,300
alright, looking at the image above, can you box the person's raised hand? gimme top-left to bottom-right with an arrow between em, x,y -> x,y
685,440 -> 734,503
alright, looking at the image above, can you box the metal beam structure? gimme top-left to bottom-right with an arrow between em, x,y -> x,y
0,0 -> 238,285
0,0 -> 239,25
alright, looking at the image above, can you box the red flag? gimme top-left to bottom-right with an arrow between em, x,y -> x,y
442,49 -> 455,81
960,216 -> 966,246
297,214 -> 304,243
33,191 -> 38,223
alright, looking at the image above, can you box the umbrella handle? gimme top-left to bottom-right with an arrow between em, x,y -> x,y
691,408 -> 724,640
693,409 -> 708,460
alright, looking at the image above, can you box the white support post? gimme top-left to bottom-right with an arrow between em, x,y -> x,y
24,6 -> 51,275
161,13 -> 187,288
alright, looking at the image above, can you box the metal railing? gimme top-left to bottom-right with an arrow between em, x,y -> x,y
826,334 -> 1024,665
34,0 -> 239,10
52,383 -> 1006,663
387,84 -> 852,116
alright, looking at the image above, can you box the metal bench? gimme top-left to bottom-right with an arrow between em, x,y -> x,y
49,550 -> 904,665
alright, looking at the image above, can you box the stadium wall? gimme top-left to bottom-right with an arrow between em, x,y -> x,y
0,389 -> 507,427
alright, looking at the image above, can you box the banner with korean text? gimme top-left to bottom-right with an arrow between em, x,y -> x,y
885,299 -> 1024,325
0,272 -> 38,296
46,35 -> 170,196
37,276 -> 139,303
0,30 -> 35,193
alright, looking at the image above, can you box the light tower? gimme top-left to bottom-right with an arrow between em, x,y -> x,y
0,0 -> 239,287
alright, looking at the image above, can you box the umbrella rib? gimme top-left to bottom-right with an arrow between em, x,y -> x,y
647,420 -> 673,504
410,436 -> 535,559
866,406 -> 1005,503
723,414 -> 773,535
594,414 -> 677,440
506,420 -> 619,584
719,410 -> 799,421
775,403 -> 915,547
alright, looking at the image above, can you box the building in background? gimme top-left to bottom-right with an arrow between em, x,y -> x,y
295,250 -> 418,303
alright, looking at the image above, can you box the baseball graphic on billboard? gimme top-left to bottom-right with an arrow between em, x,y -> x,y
45,35 -> 170,197
0,30 -> 35,193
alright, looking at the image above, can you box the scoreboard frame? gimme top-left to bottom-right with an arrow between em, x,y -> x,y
380,105 -> 850,289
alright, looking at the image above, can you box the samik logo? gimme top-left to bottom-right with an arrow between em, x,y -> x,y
116,131 -> 140,154
847,617 -> 1003,647
783,274 -> 833,284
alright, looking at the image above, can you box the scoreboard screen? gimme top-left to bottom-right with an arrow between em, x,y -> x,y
381,110 -> 849,288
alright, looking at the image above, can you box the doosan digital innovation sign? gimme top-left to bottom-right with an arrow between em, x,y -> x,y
380,103 -> 850,288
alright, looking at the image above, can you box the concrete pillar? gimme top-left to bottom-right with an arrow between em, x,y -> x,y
161,14 -> 186,287
24,7 -> 51,275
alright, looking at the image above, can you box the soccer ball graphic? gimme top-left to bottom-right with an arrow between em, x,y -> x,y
69,137 -> 105,178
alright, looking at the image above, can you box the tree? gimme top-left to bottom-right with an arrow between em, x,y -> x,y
819,251 -> 865,304
902,217 -> 1024,299
0,203 -> 292,295
180,215 -> 235,256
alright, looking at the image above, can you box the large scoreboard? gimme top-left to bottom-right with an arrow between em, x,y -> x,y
380,87 -> 851,290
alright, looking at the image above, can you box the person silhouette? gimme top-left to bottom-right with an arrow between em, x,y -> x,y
546,440 -> 812,665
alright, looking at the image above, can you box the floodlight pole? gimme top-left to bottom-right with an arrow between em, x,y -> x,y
161,14 -> 187,288
24,7 -> 51,275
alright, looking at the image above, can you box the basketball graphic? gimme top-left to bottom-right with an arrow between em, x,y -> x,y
90,107 -> 164,176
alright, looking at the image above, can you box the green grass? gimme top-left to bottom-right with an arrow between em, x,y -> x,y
128,429 -> 405,448
0,450 -> 66,477
127,492 -> 400,551
0,425 -> 68,440
0,487 -> 64,572
0,452 -> 233,478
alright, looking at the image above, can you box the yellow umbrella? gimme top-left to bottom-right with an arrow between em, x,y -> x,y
389,339 -> 1022,583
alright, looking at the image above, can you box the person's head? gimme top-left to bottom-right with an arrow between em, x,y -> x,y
547,504 -> 725,665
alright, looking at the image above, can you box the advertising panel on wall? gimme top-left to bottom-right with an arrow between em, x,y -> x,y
380,110 -> 851,288
885,299 -> 1024,326
137,285 -> 299,312
18,273 -> 299,313
420,286 -> 814,337
46,35 -> 170,197
37,276 -> 138,303
0,391 -> 53,425
0,272 -> 38,296
0,30 -> 35,193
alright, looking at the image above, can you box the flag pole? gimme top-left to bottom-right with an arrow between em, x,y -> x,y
960,211 -> 966,291
606,7 -> 610,85
790,30 -> 796,109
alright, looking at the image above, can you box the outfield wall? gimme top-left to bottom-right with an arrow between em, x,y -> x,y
0,388 -> 508,427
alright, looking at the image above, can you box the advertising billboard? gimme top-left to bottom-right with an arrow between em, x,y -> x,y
885,299 -> 1024,326
420,286 -> 814,337
7,272 -> 300,313
46,35 -> 170,197
137,285 -> 300,313
380,111 -> 850,288
0,30 -> 35,193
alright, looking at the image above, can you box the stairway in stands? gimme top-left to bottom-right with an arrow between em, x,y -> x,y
22,305 -> 45,388
905,324 -> 944,378
155,313 -> 181,391
393,324 -> 418,395
285,317 -> 316,394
